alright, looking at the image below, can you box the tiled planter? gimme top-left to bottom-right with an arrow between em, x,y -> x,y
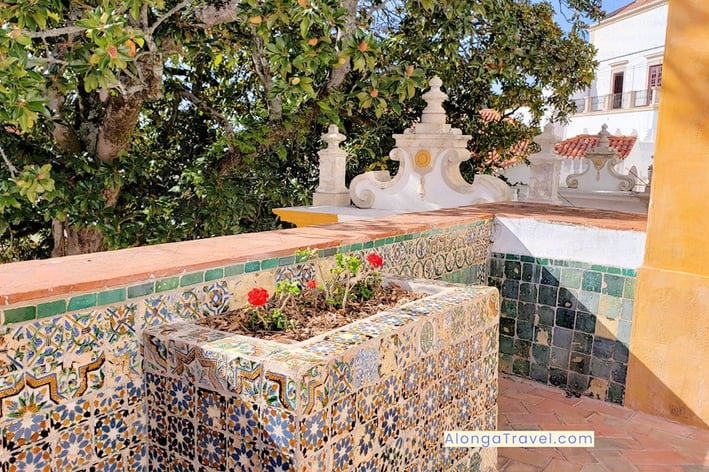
143,279 -> 500,471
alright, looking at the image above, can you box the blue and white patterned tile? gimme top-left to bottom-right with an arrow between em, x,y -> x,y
48,396 -> 91,431
176,288 -> 205,321
167,413 -> 195,457
350,347 -> 379,390
203,282 -> 230,316
94,409 -> 130,458
124,439 -> 148,471
10,440 -> 51,472
352,419 -> 377,466
196,426 -> 226,470
52,422 -> 93,470
147,405 -> 169,449
331,393 -> 356,437
226,395 -> 260,444
299,407 -> 329,455
165,377 -> 195,416
261,447 -> 295,472
227,439 -> 260,472
196,389 -> 226,431
21,318 -> 65,371
148,443 -> 169,472
144,294 -> 178,330
3,398 -> 50,449
375,374 -> 400,407
227,357 -> 263,399
260,406 -> 296,454
91,451 -> 125,471
332,435 -> 354,472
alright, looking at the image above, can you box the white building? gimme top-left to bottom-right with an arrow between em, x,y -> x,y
500,0 -> 667,192
562,0 -> 668,188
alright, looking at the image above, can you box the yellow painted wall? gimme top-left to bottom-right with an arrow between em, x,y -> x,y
626,0 -> 709,429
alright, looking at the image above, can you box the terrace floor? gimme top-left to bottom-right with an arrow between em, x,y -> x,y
497,374 -> 709,471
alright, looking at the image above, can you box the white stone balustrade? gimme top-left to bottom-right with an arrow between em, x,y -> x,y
313,124 -> 351,206
527,123 -> 563,205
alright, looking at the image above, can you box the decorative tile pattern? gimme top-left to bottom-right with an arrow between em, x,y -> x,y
0,218 -> 495,471
490,252 -> 634,404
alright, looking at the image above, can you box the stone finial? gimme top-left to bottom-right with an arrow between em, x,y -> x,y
420,76 -> 448,124
322,124 -> 346,150
313,124 -> 350,206
533,123 -> 560,155
596,124 -> 612,152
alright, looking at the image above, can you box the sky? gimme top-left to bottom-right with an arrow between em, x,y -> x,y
553,0 -> 635,31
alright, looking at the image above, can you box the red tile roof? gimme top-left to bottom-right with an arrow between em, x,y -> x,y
554,134 -> 637,159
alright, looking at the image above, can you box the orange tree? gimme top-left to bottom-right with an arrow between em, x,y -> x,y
0,0 -> 601,260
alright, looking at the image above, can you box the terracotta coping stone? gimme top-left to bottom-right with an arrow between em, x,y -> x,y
0,203 -> 646,306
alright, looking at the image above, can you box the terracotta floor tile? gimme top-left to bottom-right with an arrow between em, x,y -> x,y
501,460 -> 544,472
620,450 -> 690,465
499,374 -> 707,471
588,450 -> 640,472
499,448 -> 553,468
542,458 -> 584,471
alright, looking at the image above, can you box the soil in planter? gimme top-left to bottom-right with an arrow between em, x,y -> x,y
197,285 -> 425,343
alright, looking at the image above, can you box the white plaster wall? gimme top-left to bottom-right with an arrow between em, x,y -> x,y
492,216 -> 646,268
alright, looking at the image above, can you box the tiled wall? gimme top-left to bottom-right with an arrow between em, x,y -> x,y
0,219 -> 494,471
143,282 -> 499,471
489,253 -> 635,404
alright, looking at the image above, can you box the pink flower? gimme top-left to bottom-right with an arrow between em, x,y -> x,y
247,287 -> 269,307
366,253 -> 383,269
306,280 -> 317,289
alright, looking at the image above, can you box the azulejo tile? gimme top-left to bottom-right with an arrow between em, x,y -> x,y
52,422 -> 93,469
352,419 -> 377,466
9,441 -> 51,472
262,447 -> 295,472
331,393 -> 356,437
228,357 -> 263,398
350,347 -> 379,390
146,404 -> 168,449
299,407 -> 329,455
331,435 -> 354,472
227,439 -> 260,472
263,370 -> 297,411
196,388 -> 226,430
148,443 -> 168,472
167,413 -> 195,457
123,443 -> 148,471
227,395 -> 260,444
261,406 -> 296,454
299,363 -> 328,415
196,425 -> 226,470
3,406 -> 50,450
94,409 -> 130,458
165,377 -> 194,416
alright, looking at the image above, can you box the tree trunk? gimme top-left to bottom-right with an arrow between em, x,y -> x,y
51,220 -> 106,257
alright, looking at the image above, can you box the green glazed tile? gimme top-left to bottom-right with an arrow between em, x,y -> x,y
320,248 -> 337,257
374,239 -> 386,248
363,241 -> 374,249
607,267 -> 621,275
560,269 -> 582,290
624,278 -> 636,299
260,258 -> 278,270
278,256 -> 295,267
602,274 -> 624,298
67,293 -> 97,311
384,237 -> 395,244
591,264 -> 607,273
337,245 -> 350,254
536,258 -> 549,265
204,268 -> 224,282
180,272 -> 204,287
505,254 -> 520,261
128,282 -> 154,298
98,288 -> 126,306
520,255 -> 535,263
4,306 -> 37,323
156,277 -> 179,292
582,271 -> 602,293
244,261 -> 261,273
225,264 -> 244,276
349,242 -> 363,251
622,268 -> 637,277
37,300 -> 66,318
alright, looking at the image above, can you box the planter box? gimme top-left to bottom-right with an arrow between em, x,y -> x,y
143,279 -> 499,471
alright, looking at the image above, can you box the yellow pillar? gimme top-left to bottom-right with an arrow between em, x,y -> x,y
625,0 -> 709,429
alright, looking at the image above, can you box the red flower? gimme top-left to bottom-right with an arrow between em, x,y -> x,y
366,253 -> 383,269
247,287 -> 269,307
306,280 -> 317,289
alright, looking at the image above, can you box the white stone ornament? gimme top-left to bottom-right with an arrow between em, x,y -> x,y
527,123 -> 563,205
565,124 -> 636,192
313,124 -> 351,206
349,76 -> 511,211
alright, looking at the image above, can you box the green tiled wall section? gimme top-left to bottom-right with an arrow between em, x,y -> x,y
488,252 -> 634,405
0,219 -> 494,471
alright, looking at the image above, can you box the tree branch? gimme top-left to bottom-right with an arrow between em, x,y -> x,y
24,26 -> 85,39
175,88 -> 235,138
149,0 -> 192,36
194,0 -> 242,28
0,144 -> 18,178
